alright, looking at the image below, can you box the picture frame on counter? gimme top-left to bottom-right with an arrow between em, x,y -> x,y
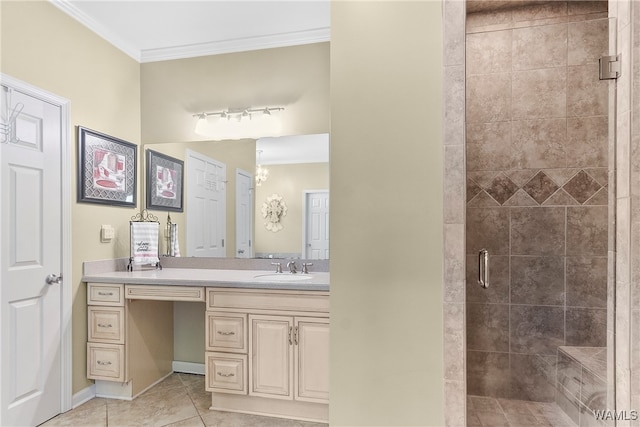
77,126 -> 137,207
145,149 -> 184,212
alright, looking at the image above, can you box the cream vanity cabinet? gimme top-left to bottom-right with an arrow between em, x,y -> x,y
205,287 -> 329,422
86,282 -> 205,399
86,283 -> 126,382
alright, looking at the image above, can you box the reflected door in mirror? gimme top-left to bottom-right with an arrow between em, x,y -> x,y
304,191 -> 329,259
186,149 -> 226,257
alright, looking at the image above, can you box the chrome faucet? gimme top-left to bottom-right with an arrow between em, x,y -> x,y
271,262 -> 283,273
287,261 -> 297,274
302,262 -> 313,274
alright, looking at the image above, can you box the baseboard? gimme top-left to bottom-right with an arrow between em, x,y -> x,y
73,363 -> 201,408
72,384 -> 96,408
172,360 -> 205,375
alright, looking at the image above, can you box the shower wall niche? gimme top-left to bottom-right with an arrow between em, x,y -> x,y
465,1 -> 609,402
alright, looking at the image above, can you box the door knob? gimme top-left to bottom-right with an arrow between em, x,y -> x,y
46,274 -> 62,285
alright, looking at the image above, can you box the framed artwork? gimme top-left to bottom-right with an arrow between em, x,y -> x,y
145,149 -> 184,212
77,126 -> 137,207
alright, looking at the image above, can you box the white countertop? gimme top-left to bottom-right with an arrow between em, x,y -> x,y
82,268 -> 330,292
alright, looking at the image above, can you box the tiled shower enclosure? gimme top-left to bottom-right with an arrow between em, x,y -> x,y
464,2 -> 609,403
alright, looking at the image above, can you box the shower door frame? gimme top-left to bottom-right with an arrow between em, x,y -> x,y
441,0 -> 628,425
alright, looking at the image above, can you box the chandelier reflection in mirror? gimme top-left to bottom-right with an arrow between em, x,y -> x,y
255,150 -> 269,186
193,107 -> 284,140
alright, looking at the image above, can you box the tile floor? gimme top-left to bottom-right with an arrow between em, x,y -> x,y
40,375 -> 579,427
40,373 -> 328,427
467,395 -> 578,427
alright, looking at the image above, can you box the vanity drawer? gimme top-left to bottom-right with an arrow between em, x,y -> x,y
207,289 -> 329,313
125,284 -> 205,302
205,352 -> 247,395
88,306 -> 125,344
87,283 -> 124,306
206,313 -> 246,353
87,342 -> 125,382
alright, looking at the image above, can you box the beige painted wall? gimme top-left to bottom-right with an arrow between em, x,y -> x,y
255,163 -> 329,256
330,2 -> 444,425
148,143 -> 329,259
1,2 -> 141,393
140,43 -> 330,144
1,2 -> 446,421
146,139 -> 255,257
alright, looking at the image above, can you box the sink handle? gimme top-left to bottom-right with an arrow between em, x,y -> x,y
287,261 -> 298,274
302,262 -> 313,274
271,262 -> 282,273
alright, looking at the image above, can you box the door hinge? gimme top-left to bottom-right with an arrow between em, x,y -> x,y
222,239 -> 225,247
599,54 -> 621,80
249,239 -> 252,247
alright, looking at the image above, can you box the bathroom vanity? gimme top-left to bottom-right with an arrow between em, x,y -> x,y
83,262 -> 329,422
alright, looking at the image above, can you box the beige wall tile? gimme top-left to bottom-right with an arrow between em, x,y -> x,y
568,18 -> 609,65
444,224 -> 465,303
568,1 -> 608,16
466,122 -> 514,171
511,207 -> 566,256
444,303 -> 465,381
467,73 -> 512,123
617,111 -> 631,197
466,207 -> 510,255
512,68 -> 567,119
512,23 -> 568,70
466,254 -> 509,303
467,30 -> 511,75
567,64 -> 609,117
467,9 -> 513,32
444,65 -> 465,146
444,380 -> 466,427
444,144 -> 465,224
512,1 -> 567,22
443,0 -> 465,67
567,206 -> 609,256
567,116 -> 608,168
467,351 -> 510,397
512,119 -> 567,169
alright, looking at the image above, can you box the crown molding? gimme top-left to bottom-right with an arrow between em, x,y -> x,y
50,0 -> 141,62
49,0 -> 329,64
140,27 -> 330,63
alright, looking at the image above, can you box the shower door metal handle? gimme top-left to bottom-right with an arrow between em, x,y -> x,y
478,249 -> 489,289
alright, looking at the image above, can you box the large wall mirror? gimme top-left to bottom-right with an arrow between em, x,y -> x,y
144,133 -> 329,260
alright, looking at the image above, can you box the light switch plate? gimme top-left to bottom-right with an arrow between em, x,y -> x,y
101,225 -> 115,242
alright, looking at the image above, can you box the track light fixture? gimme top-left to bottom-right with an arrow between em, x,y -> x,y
192,107 -> 284,140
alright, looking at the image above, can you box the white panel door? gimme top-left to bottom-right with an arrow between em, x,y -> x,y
304,191 -> 329,259
1,86 -> 62,426
186,149 -> 226,257
235,169 -> 253,258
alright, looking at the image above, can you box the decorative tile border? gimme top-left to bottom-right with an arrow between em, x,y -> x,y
468,168 -> 608,207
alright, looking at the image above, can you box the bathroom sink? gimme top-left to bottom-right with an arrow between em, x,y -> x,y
253,273 -> 313,282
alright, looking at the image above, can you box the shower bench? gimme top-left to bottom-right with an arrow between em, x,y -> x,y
556,346 -> 607,426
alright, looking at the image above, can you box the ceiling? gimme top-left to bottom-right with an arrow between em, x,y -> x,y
49,1 -> 331,164
50,0 -> 331,63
